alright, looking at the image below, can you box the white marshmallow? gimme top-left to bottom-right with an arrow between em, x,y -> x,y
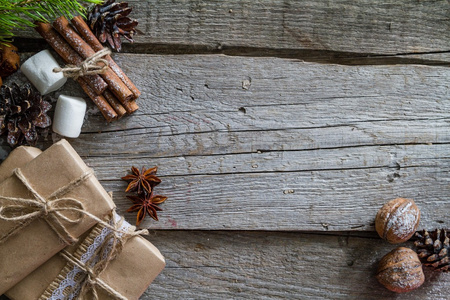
53,95 -> 86,138
20,50 -> 67,95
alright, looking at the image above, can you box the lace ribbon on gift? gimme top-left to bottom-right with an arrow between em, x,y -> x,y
0,168 -> 95,245
41,212 -> 148,300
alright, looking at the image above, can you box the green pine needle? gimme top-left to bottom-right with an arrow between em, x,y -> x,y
0,0 -> 103,43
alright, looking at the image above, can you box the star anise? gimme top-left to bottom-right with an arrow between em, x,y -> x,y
121,166 -> 161,194
127,191 -> 167,226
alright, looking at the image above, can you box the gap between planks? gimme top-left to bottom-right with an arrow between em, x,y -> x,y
11,0 -> 450,65
12,38 -> 450,67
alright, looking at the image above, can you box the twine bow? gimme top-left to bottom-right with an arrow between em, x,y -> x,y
0,168 -> 93,245
53,48 -> 111,79
58,213 -> 148,300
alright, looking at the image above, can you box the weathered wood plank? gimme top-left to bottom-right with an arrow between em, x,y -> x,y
100,164 -> 450,231
85,144 -> 447,178
3,231 -> 448,299
14,0 -> 450,56
141,231 -> 449,299
3,54 -> 450,231
75,119 -> 450,157
12,54 -> 449,142
91,54 -> 450,132
132,0 -> 450,55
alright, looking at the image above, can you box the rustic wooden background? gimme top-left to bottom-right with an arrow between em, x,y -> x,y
2,0 -> 450,299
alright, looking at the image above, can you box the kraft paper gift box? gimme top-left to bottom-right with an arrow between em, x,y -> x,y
7,213 -> 166,300
1,144 -> 166,300
0,139 -> 115,293
0,145 -> 42,182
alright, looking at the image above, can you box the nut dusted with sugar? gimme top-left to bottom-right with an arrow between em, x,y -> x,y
376,247 -> 425,293
375,198 -> 420,244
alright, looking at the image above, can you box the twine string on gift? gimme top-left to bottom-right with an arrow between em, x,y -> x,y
0,168 -> 94,245
53,48 -> 111,79
56,213 -> 148,300
59,250 -> 128,300
0,168 -> 145,246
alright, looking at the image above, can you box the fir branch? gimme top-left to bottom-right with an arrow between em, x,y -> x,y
0,0 -> 103,43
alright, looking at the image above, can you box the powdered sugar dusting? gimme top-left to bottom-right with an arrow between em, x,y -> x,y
381,198 -> 420,242
390,200 -> 420,240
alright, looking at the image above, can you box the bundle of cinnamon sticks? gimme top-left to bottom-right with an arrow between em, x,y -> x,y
35,16 -> 140,122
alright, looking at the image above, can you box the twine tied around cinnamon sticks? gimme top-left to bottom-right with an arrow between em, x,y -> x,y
0,168 -> 94,245
52,213 -> 148,300
53,48 -> 111,80
35,18 -> 140,122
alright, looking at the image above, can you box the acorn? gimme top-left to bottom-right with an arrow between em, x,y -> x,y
375,198 -> 420,244
376,247 -> 425,293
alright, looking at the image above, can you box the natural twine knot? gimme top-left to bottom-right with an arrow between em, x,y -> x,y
42,202 -> 49,216
53,48 -> 111,79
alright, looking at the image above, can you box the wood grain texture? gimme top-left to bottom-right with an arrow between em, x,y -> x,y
3,51 -> 450,297
131,0 -> 450,55
5,54 -> 448,231
2,1 -> 450,297
13,0 -> 450,57
80,54 -> 450,231
141,231 -> 450,299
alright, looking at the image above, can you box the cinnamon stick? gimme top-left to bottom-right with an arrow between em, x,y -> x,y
78,78 -> 117,122
53,16 -> 134,105
122,98 -> 139,114
103,90 -> 126,118
71,15 -> 141,99
34,22 -> 108,95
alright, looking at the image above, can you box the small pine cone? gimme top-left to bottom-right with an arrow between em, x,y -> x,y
415,229 -> 450,272
0,83 -> 51,147
87,0 -> 138,52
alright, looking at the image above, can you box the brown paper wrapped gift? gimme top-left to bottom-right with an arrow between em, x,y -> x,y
7,212 -> 166,300
0,146 -> 42,182
2,145 -> 166,300
0,139 -> 115,293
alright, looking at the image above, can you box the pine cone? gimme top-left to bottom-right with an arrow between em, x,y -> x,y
87,0 -> 138,52
0,83 -> 51,147
415,229 -> 450,272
